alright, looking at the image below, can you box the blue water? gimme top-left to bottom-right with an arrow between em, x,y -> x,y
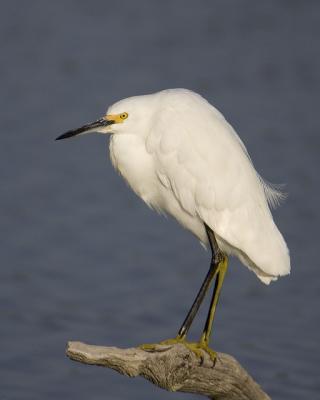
0,1 -> 319,399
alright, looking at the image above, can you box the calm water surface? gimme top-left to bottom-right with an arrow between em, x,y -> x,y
0,1 -> 319,399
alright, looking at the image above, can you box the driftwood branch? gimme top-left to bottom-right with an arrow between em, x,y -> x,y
66,341 -> 270,400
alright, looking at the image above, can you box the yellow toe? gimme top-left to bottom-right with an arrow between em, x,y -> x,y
139,337 -> 216,362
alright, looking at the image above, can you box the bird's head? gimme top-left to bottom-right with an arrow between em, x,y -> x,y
55,94 -> 154,141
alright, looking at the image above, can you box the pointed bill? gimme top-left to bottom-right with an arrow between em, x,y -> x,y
55,118 -> 114,141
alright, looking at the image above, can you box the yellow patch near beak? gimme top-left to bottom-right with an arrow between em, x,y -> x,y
104,112 -> 128,124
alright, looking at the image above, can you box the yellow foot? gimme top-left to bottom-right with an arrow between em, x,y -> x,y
139,337 -> 217,362
182,340 -> 217,362
139,336 -> 184,351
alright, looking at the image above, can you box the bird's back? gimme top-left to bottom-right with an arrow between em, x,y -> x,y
110,89 -> 290,284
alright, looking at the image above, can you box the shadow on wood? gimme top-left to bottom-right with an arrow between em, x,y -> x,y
66,341 -> 270,400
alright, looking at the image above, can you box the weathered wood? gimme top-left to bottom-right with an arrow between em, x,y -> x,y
66,341 -> 270,400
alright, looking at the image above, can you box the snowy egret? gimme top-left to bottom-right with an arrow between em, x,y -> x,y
56,89 -> 290,359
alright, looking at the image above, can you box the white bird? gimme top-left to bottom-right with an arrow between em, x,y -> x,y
56,88 -> 290,359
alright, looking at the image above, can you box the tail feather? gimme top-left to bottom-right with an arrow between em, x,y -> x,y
259,178 -> 287,209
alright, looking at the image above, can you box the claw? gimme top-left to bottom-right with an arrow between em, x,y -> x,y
182,340 -> 217,363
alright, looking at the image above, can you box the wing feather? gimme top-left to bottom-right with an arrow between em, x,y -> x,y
146,90 -> 290,280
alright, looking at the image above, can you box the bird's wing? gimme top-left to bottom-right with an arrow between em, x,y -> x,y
146,100 -> 289,279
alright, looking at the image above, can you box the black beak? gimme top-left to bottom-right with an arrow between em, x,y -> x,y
55,118 -> 114,141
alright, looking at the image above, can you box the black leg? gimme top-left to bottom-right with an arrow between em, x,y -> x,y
177,261 -> 218,338
200,248 -> 228,346
177,223 -> 223,339
140,224 -> 227,361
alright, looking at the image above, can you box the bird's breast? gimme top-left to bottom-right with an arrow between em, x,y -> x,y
109,134 -> 162,208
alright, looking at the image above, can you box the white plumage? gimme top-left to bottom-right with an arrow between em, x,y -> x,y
107,89 -> 290,284
57,88 -> 290,285
56,88 -> 291,356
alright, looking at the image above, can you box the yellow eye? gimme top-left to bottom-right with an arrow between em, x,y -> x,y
120,112 -> 128,120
